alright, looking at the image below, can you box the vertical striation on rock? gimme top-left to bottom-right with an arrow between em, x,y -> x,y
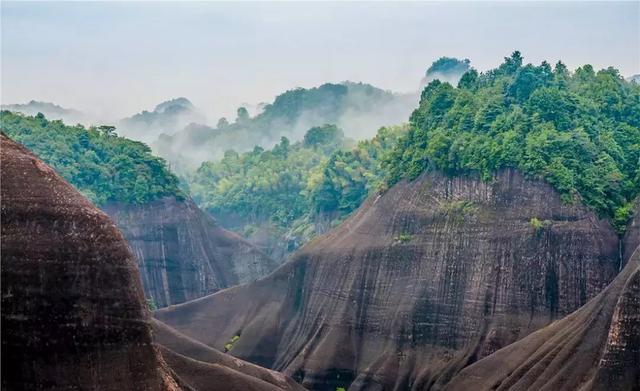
155,169 -> 621,390
103,198 -> 277,308
444,244 -> 640,391
0,133 -> 180,390
623,198 -> 640,265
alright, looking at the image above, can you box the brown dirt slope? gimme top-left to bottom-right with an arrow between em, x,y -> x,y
1,133 -> 300,391
444,242 -> 639,391
103,198 -> 277,308
156,169 -> 621,390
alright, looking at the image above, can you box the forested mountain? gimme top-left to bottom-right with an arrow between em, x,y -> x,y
1,100 -> 87,125
155,82 -> 416,171
420,56 -> 471,87
386,51 -> 640,232
118,97 -> 206,143
155,54 -> 640,390
0,111 -> 277,307
190,124 -> 407,259
0,111 -> 183,205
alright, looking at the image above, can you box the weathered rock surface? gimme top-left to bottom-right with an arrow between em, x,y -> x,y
444,243 -> 640,391
0,134 -> 180,390
153,319 -> 305,391
1,133 -> 302,390
623,198 -> 640,265
156,170 -> 621,390
103,198 -> 277,308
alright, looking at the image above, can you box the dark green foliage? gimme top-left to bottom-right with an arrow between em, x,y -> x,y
385,52 -> 640,227
1,111 -> 182,205
191,128 -> 349,228
303,124 -> 345,151
146,298 -> 158,311
311,125 -> 408,214
425,57 -> 471,79
191,125 -> 407,231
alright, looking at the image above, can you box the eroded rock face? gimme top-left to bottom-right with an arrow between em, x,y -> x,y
103,198 -> 277,308
153,320 -> 305,391
155,170 -> 621,390
444,244 -> 640,391
1,133 -> 301,391
0,134 -> 180,390
623,198 -> 640,265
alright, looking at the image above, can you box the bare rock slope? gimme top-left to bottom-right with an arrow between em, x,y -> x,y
104,197 -> 277,308
1,134 -> 179,390
444,244 -> 640,390
156,170 -> 621,390
0,133 -> 301,391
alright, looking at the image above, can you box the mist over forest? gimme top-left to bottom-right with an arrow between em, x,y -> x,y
2,2 -> 639,390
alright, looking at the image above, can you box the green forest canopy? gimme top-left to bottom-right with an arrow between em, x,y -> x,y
190,124 -> 407,230
0,111 -> 182,205
385,51 -> 640,232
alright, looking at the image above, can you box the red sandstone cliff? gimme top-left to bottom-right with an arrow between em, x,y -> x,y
156,170 -> 621,390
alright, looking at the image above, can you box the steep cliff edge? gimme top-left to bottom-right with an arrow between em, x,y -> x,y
1,133 -> 302,390
444,245 -> 639,390
1,134 -> 179,390
156,169 -> 621,390
623,198 -> 640,265
103,198 -> 277,308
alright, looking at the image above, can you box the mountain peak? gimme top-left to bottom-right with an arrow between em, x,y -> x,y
153,97 -> 194,113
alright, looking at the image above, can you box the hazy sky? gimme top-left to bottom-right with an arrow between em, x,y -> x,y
2,1 -> 639,121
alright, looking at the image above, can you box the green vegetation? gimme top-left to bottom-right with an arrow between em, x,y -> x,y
385,52 -> 640,229
529,217 -> 552,230
223,334 -> 241,352
192,124 -> 408,232
442,200 -> 478,215
146,298 -> 158,311
395,233 -> 413,243
191,125 -> 350,228
155,81 -> 409,171
0,111 -> 182,205
424,57 -> 471,82
310,125 -> 408,214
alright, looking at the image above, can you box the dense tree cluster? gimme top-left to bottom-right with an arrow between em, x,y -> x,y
425,57 -> 471,80
0,111 -> 182,205
154,82 -> 407,171
190,124 -> 407,231
190,125 -> 350,227
310,125 -> 407,214
385,52 -> 640,232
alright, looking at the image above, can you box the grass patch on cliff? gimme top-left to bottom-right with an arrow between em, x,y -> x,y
442,200 -> 478,216
530,217 -> 552,231
223,334 -> 241,352
395,233 -> 413,243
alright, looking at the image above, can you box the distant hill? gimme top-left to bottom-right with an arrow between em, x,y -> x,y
1,100 -> 86,124
420,56 -> 471,88
118,97 -> 205,143
154,82 -> 416,171
628,74 -> 640,84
